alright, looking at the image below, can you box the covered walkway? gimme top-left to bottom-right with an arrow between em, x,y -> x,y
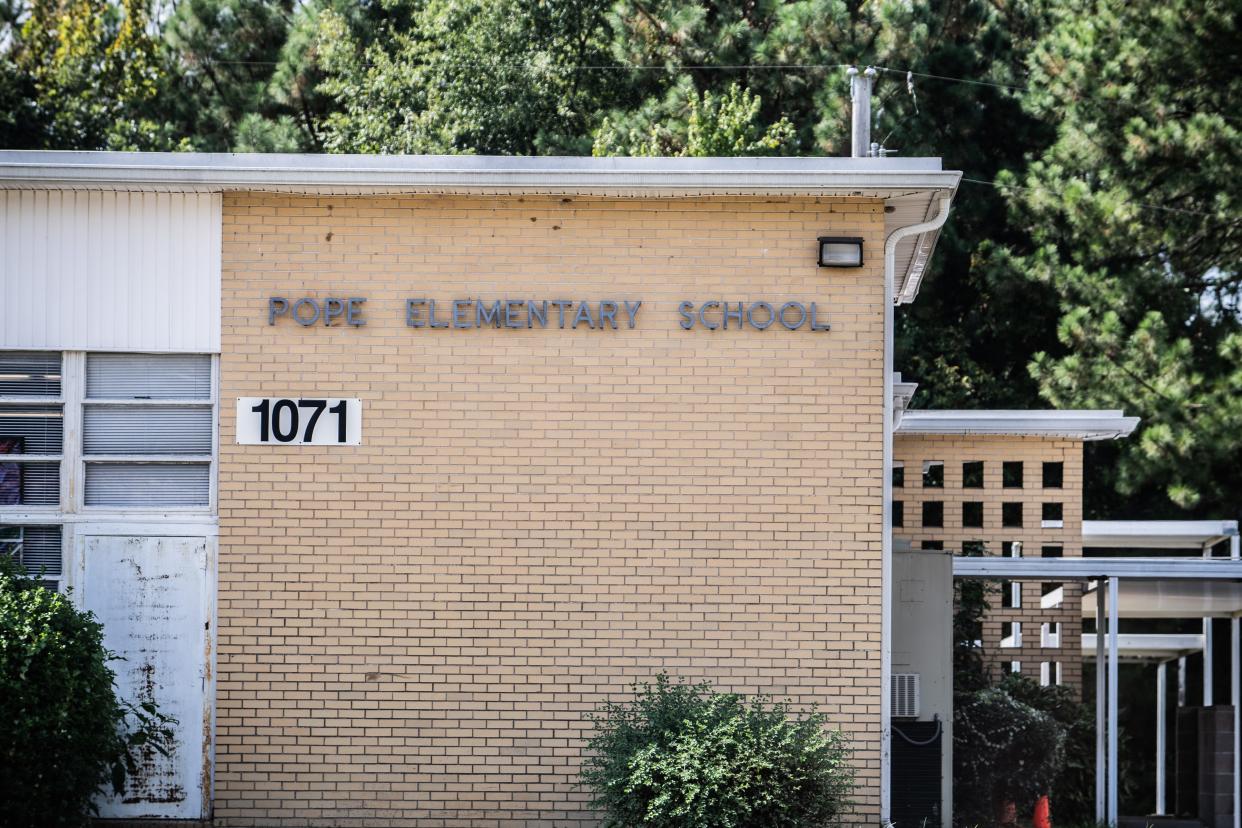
954,520 -> 1242,828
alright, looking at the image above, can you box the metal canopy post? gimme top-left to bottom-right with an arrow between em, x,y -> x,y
1157,660 -> 1167,815
1096,582 -> 1107,824
1205,541 -> 1214,706
1108,576 -> 1120,827
1232,534 -> 1239,828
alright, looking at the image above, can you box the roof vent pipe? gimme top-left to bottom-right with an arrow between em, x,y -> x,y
848,66 -> 878,158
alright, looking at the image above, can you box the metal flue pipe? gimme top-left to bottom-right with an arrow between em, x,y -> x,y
848,66 -> 878,158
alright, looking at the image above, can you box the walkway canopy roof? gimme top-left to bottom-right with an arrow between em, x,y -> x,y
1084,519 -> 1238,549
1080,633 -> 1205,662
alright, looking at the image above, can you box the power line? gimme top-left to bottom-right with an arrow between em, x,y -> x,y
190,55 -> 1241,222
962,177 -> 1241,221
203,57 -> 1025,90
875,65 -> 1026,92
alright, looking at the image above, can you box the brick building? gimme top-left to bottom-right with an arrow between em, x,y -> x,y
0,152 -> 964,826
11,152 -> 1220,828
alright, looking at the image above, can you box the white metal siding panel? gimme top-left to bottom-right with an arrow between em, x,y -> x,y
0,190 -> 220,353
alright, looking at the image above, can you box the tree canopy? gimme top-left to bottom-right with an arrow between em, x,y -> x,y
1,0 -> 1237,518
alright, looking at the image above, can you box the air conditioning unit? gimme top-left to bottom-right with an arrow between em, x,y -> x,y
892,672 -> 921,719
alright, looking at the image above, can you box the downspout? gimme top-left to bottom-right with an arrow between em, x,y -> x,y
880,193 -> 953,825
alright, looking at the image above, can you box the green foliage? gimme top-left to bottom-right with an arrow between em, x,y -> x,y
594,82 -> 796,156
1006,0 -> 1242,516
582,674 -> 854,828
0,0 -> 178,149
953,677 -> 1066,826
998,674 -> 1095,824
315,0 -> 617,154
952,545 -> 994,693
0,556 -> 176,827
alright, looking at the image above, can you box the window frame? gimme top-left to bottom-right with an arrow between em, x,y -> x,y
0,521 -> 65,592
78,352 -> 218,514
1,350 -> 217,596
0,351 -> 66,513
1,351 -> 217,515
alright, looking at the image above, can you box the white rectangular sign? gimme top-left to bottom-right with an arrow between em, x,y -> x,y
236,397 -> 362,445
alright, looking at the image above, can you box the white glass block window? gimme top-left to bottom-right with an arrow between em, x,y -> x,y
1040,661 -> 1063,687
1041,622 -> 1061,648
83,353 -> 213,509
1000,621 -> 1022,648
0,524 -> 63,591
0,352 -> 63,507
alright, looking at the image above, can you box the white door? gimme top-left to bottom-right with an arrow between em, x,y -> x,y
79,532 -> 210,820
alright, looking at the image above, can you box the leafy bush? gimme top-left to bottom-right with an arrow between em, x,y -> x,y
954,679 -> 1066,827
0,557 -> 175,827
582,674 -> 854,828
999,673 -> 1142,824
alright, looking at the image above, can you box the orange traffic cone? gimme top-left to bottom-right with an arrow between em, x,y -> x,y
1033,795 -> 1051,828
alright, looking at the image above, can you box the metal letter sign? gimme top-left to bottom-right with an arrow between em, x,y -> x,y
236,397 -> 362,445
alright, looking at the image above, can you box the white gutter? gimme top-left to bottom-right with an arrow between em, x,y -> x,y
880,192 -> 953,824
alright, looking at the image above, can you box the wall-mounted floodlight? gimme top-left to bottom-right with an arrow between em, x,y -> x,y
817,237 -> 864,268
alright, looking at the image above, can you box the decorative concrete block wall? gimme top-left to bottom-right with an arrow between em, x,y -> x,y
892,434 -> 1085,694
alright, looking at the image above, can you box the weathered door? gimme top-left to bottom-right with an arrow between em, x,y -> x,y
79,532 -> 211,820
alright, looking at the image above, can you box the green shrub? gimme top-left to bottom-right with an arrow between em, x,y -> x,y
954,680 -> 1066,827
0,557 -> 174,827
582,674 -> 854,828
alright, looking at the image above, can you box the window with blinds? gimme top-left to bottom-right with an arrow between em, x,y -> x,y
83,354 -> 213,508
0,352 -> 62,507
0,525 -> 62,591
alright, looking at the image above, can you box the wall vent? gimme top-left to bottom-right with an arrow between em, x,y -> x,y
892,673 -> 921,719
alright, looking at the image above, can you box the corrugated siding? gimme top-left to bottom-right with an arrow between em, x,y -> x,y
0,191 -> 220,352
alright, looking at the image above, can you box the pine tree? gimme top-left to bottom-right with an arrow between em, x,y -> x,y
1006,0 -> 1242,515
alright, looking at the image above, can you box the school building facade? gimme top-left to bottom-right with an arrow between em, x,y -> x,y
2,151 -> 1206,828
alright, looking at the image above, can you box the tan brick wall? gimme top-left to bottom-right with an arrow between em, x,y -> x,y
216,193 -> 887,825
892,434 -> 1084,693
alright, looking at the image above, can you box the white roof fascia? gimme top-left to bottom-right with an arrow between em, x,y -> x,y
952,555 -> 1242,581
1083,520 -> 1239,550
0,151 -> 961,310
0,151 -> 962,197
896,409 -> 1139,441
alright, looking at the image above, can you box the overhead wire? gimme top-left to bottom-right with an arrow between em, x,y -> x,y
187,57 -> 1238,220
